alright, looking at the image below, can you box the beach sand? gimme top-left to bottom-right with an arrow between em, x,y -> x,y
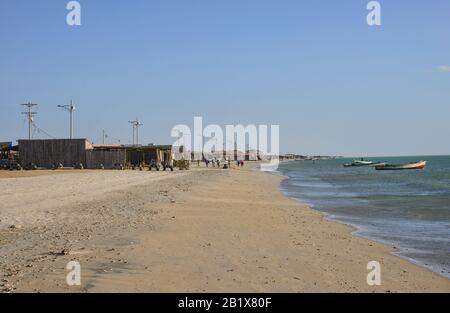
1,165 -> 449,293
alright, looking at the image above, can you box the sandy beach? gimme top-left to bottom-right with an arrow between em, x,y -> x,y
1,165 -> 449,293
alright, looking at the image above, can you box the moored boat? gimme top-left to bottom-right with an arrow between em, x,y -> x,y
343,159 -> 385,167
375,160 -> 427,171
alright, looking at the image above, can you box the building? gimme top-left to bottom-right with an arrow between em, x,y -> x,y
18,139 -> 173,169
18,139 -> 125,169
93,144 -> 173,168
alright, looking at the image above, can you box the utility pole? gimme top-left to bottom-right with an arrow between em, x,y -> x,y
102,130 -> 107,144
20,102 -> 38,140
128,119 -> 137,145
135,119 -> 143,145
58,100 -> 76,139
128,119 -> 143,145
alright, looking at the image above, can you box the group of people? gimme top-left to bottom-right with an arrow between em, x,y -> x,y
203,159 -> 222,168
196,158 -> 245,169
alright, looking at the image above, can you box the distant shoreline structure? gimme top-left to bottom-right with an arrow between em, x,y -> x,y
280,154 -> 343,161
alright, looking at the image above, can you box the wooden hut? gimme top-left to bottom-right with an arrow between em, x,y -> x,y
18,139 -> 126,169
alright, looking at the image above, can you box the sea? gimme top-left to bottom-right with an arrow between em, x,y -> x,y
268,156 -> 450,279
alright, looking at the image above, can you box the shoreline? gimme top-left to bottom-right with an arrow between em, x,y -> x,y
271,161 -> 450,281
262,166 -> 450,291
1,165 -> 449,292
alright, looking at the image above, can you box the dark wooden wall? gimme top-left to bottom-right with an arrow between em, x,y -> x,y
86,150 -> 126,169
18,139 -> 88,168
18,140 -> 170,169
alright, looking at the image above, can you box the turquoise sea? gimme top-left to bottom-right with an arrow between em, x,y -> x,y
276,156 -> 450,279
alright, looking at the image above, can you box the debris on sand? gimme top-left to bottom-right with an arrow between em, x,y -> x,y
9,224 -> 22,230
61,247 -> 72,256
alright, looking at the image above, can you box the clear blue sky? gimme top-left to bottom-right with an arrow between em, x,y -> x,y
1,0 -> 449,156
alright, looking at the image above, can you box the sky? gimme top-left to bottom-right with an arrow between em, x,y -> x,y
0,0 -> 449,156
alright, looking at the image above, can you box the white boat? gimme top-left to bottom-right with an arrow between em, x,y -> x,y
344,159 -> 375,167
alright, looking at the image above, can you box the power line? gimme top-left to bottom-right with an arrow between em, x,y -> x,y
32,122 -> 56,139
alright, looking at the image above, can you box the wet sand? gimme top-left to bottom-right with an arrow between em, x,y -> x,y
1,165 -> 449,292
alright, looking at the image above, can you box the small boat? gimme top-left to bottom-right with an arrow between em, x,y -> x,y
343,159 -> 381,167
375,160 -> 427,171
